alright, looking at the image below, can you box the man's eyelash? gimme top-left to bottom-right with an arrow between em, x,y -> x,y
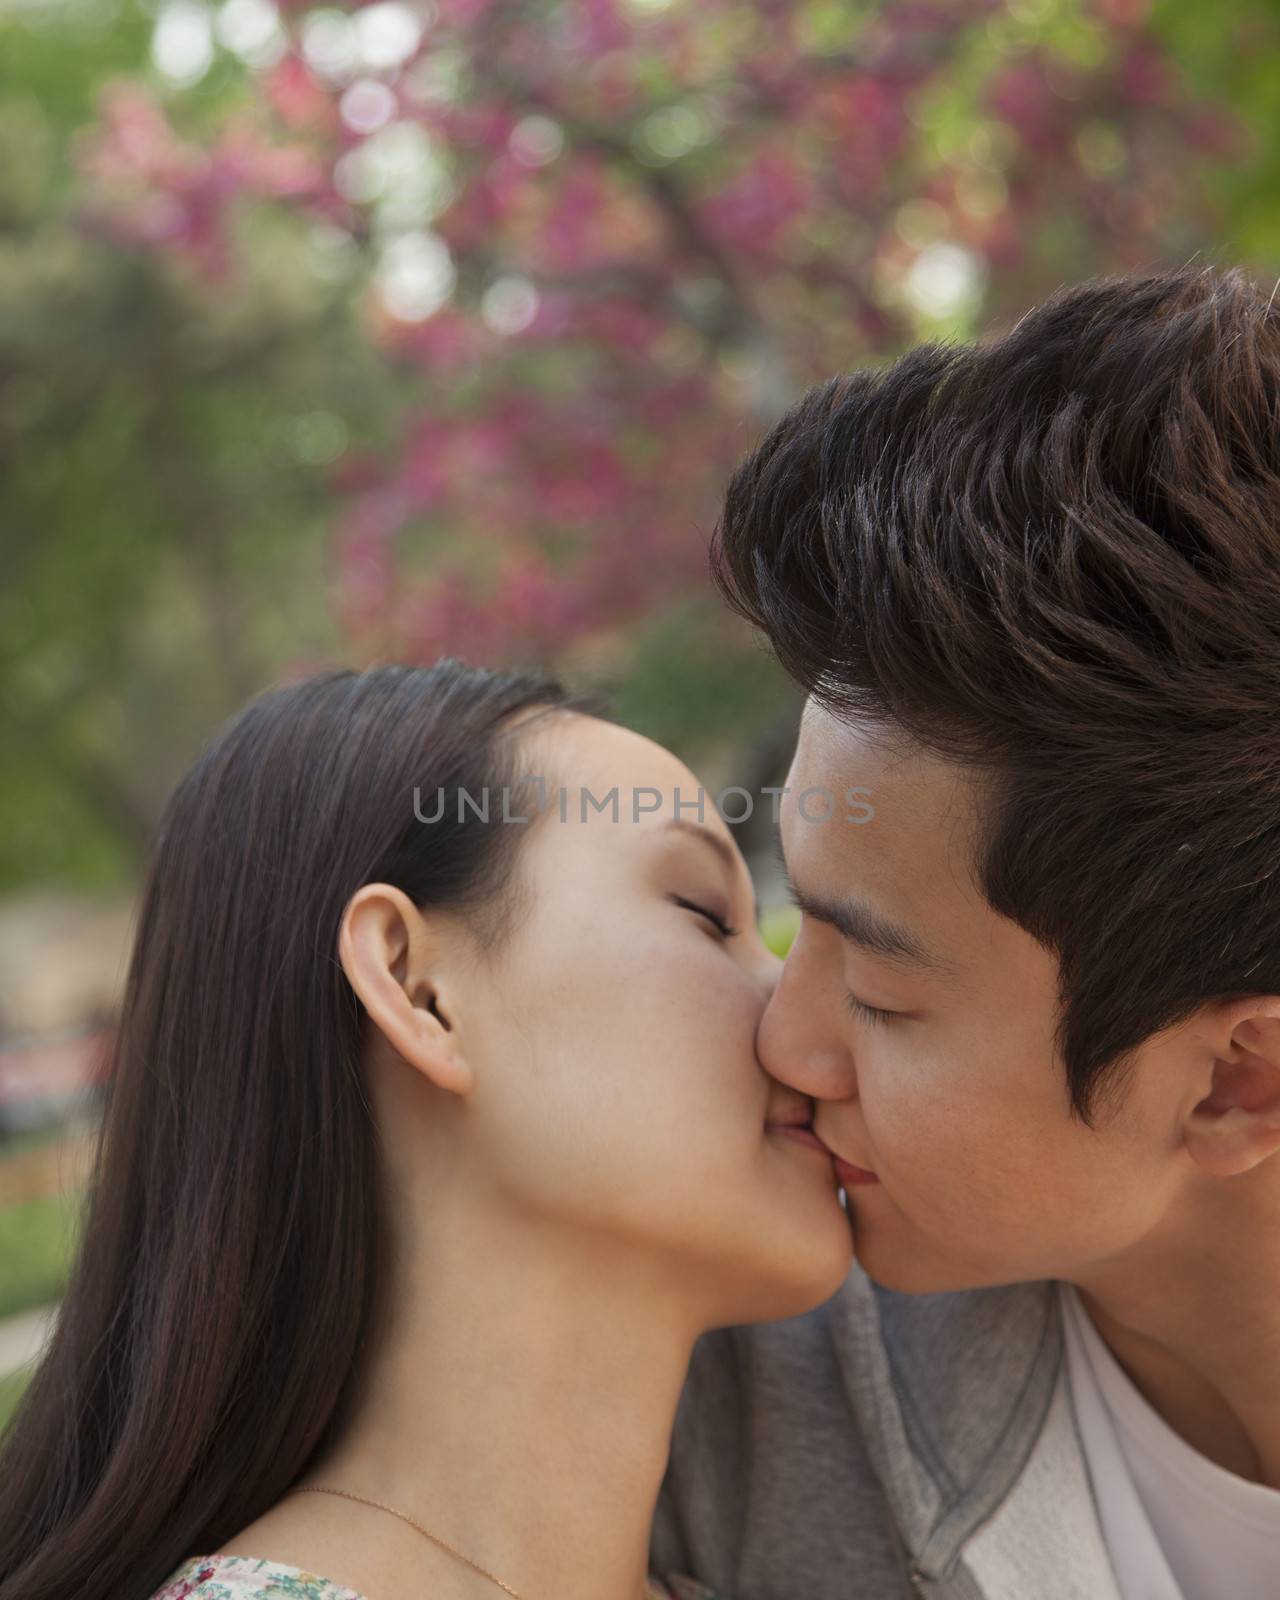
672,895 -> 739,938
845,991 -> 898,1026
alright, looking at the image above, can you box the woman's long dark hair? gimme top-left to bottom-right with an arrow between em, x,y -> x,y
0,659 -> 584,1600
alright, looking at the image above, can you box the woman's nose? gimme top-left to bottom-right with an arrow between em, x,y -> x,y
757,944 -> 784,995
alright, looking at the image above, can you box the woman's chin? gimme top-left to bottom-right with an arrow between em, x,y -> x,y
738,1252 -> 853,1326
781,1216 -> 856,1315
720,1191 -> 855,1326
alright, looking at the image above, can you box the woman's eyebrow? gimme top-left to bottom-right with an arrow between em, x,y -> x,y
660,817 -> 738,873
659,818 -> 759,921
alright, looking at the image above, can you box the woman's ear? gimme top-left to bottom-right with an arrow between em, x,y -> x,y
338,883 -> 473,1098
1184,1003 -> 1280,1178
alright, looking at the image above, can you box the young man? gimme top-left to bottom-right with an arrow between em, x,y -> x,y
649,266 -> 1280,1599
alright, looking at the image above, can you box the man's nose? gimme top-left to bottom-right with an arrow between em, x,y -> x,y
755,949 -> 857,1104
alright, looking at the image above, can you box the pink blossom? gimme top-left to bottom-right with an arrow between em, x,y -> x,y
74,0 -> 1233,663
263,54 -> 339,134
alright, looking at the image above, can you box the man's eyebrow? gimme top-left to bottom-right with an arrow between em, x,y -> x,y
774,845 -> 954,978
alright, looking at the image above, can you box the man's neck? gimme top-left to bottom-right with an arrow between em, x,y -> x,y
1073,1166 -> 1280,1486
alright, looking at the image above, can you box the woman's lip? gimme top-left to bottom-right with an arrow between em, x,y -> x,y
833,1155 -> 880,1187
766,1122 -> 833,1155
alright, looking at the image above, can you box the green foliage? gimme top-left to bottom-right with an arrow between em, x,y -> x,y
0,1 -> 152,165
759,904 -> 800,959
0,1189 -> 83,1322
1152,0 -> 1280,265
0,2 -> 410,891
0,1367 -> 30,1437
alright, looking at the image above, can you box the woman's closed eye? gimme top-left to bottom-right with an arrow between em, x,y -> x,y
671,894 -> 739,939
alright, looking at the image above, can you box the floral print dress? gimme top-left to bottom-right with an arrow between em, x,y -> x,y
152,1552 -> 720,1600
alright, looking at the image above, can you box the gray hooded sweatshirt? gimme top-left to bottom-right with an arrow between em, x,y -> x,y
650,1266 -> 1122,1600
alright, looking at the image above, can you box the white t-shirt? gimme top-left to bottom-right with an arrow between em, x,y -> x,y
1058,1281 -> 1280,1600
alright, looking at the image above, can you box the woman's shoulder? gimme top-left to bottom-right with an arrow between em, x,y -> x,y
154,1554 -> 723,1600
150,1553 -> 369,1600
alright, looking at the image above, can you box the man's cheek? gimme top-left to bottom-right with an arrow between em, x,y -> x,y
871,1094 -> 989,1198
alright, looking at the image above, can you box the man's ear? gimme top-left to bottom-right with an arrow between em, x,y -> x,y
1184,1001 -> 1280,1178
337,882 -> 473,1098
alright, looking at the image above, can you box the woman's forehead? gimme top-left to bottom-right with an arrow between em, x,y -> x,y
530,711 -> 698,798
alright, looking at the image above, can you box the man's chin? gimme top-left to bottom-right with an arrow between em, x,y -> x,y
858,1255 -> 968,1295
849,1218 -> 1010,1296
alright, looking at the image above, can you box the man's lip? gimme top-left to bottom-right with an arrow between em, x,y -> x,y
833,1155 -> 880,1187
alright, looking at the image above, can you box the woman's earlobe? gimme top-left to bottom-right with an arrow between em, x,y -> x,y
339,883 -> 474,1098
406,983 -> 473,1096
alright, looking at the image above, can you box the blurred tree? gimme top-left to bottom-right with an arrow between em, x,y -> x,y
1149,0 -> 1280,268
94,0 -> 1235,649
0,1 -> 410,889
2,0 -> 1269,889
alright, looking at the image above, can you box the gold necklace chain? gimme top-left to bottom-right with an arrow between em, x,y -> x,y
285,1486 -> 668,1600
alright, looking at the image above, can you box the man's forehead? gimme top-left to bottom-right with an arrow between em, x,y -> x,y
785,704 -> 985,921
799,696 -> 918,766
795,702 -> 976,822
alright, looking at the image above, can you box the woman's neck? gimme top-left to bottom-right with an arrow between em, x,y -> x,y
293,1217 -> 701,1600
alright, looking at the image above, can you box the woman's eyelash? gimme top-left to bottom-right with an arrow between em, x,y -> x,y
672,895 -> 739,939
845,991 -> 898,1026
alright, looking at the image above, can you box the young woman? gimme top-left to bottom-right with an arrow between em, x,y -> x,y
0,660 -> 852,1600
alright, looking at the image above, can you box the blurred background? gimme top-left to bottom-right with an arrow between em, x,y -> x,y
1,0 -> 1278,1425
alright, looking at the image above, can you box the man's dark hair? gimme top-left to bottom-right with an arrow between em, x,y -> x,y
713,265 -> 1280,1121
